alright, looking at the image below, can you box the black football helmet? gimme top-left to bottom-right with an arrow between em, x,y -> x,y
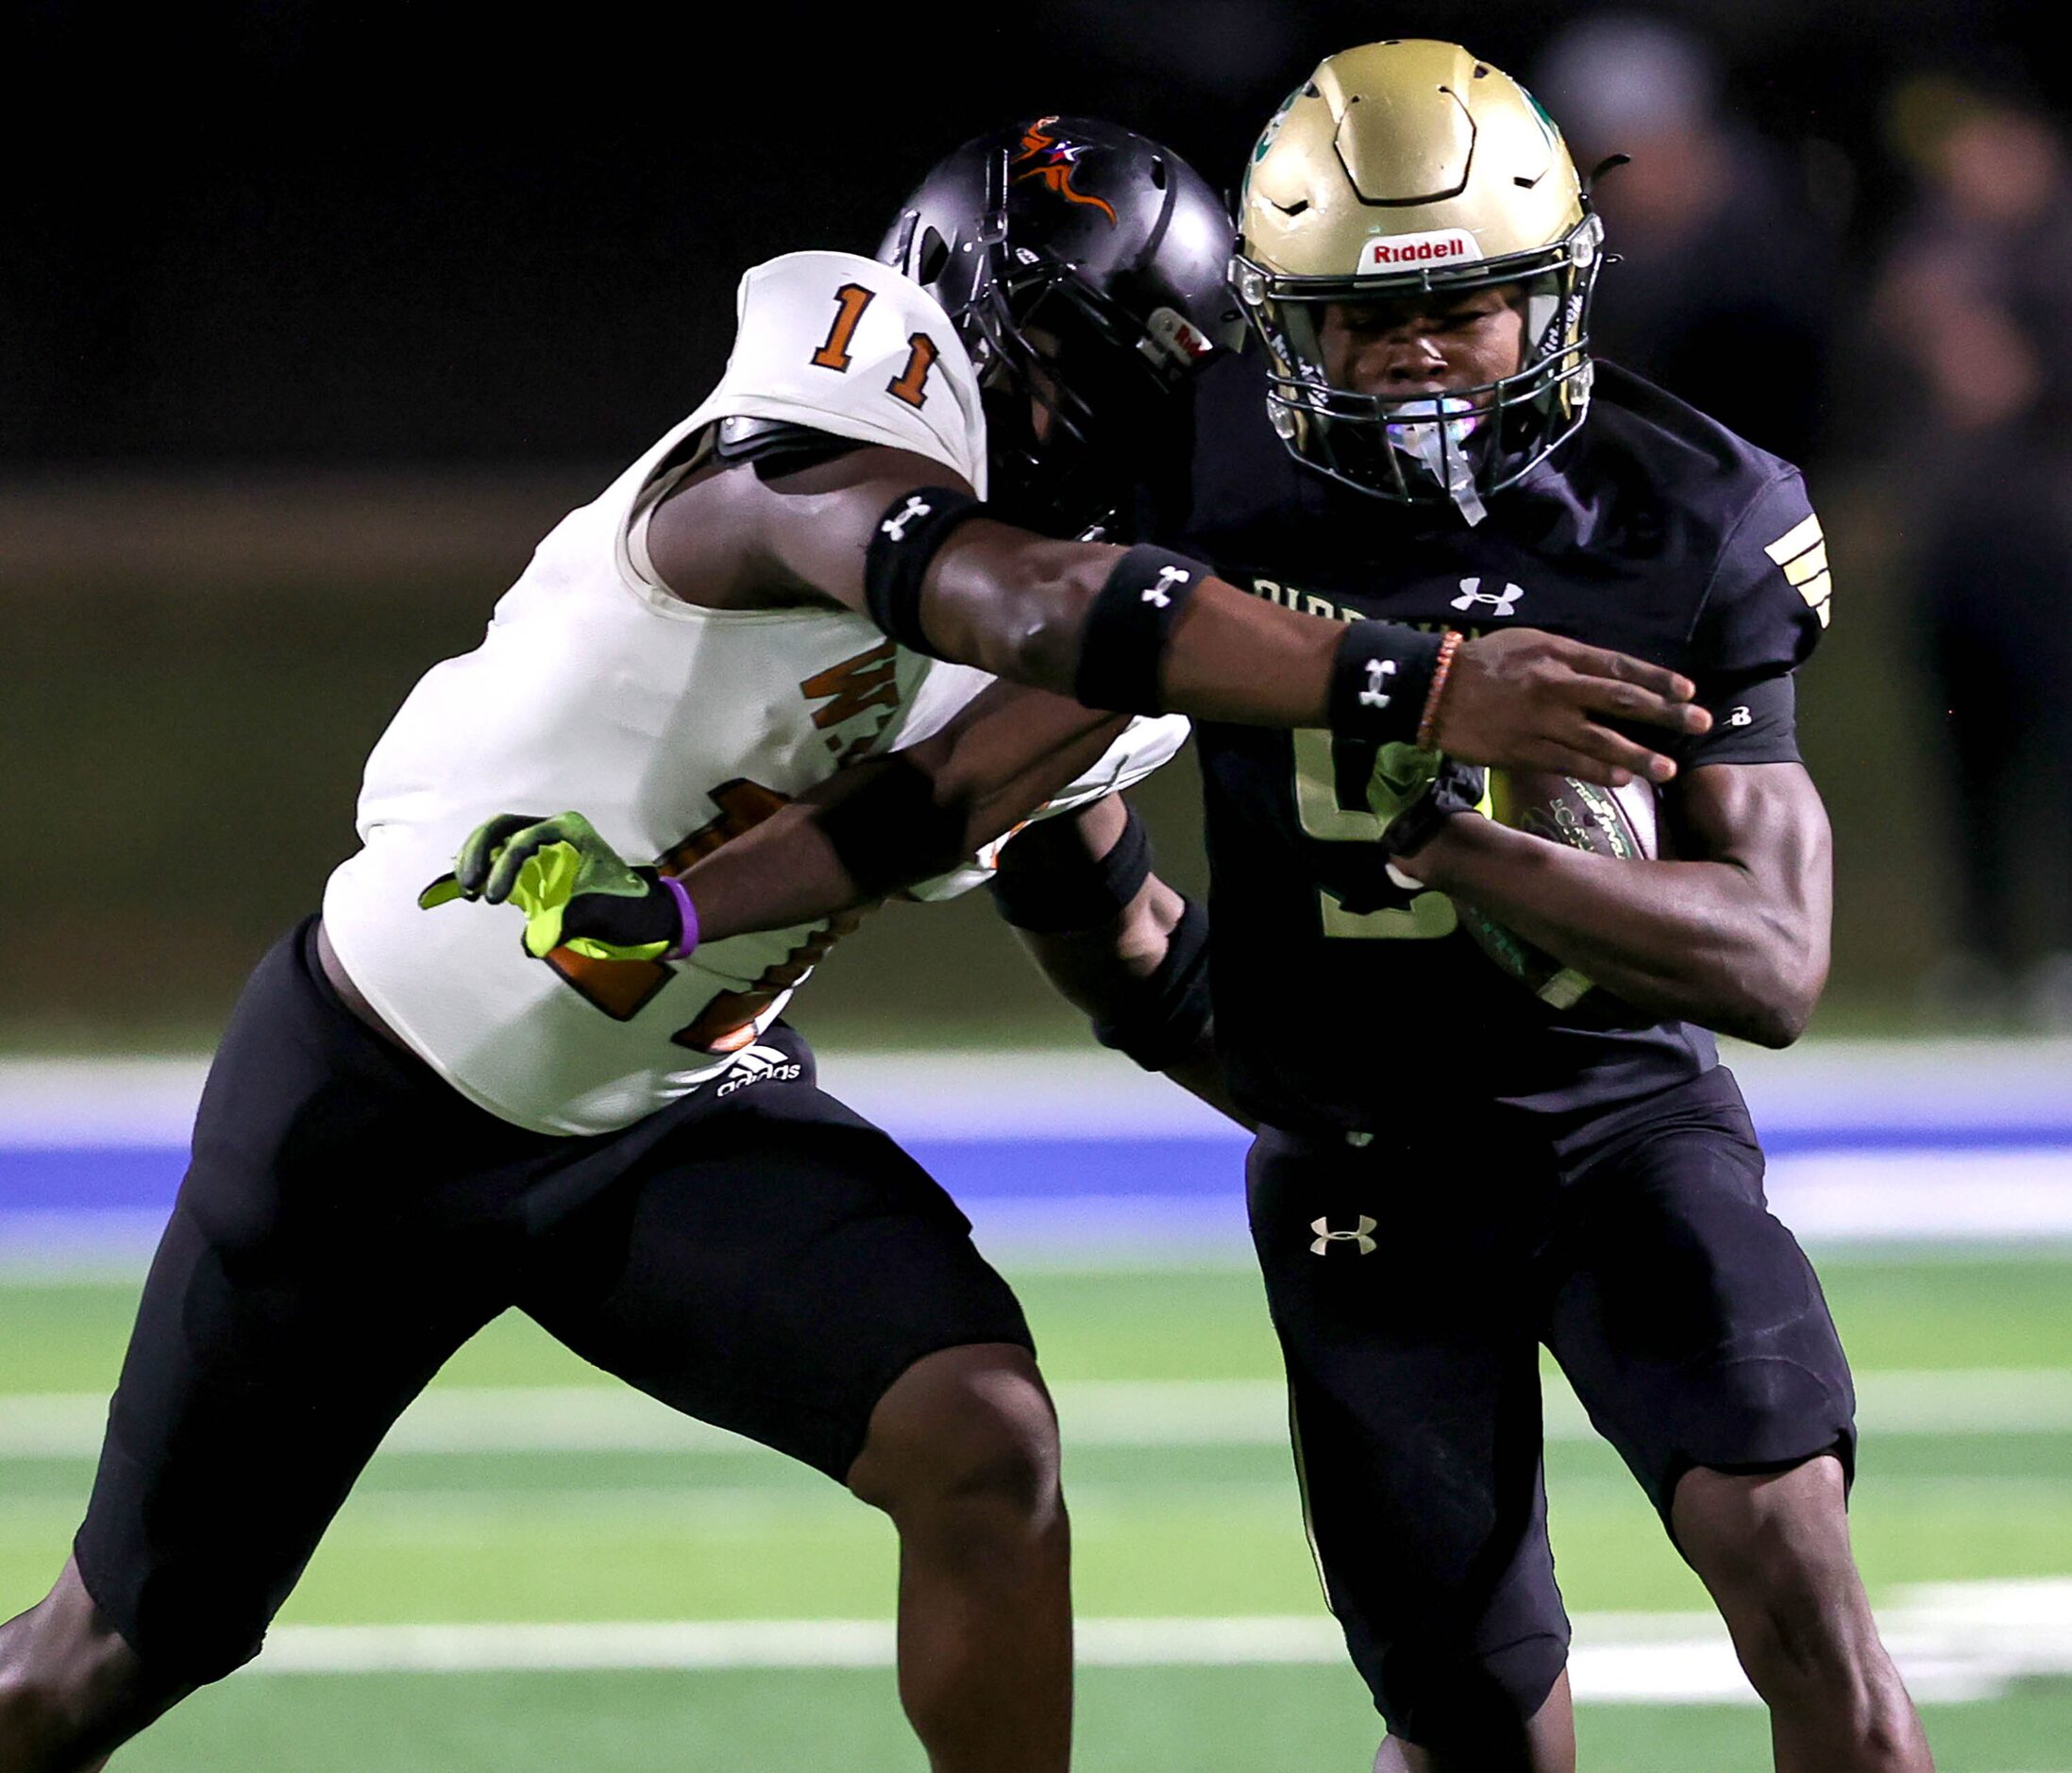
881,115 -> 1242,533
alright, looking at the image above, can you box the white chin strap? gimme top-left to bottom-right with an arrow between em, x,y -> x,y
1387,397 -> 1488,527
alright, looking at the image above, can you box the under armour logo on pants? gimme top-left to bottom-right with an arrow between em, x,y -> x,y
1310,1215 -> 1379,1256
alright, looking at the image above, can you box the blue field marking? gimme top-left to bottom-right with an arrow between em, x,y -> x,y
5,1046 -> 2071,1258
0,1137 -> 1256,1215
912,1135 -> 1250,1199
0,1147 -> 189,1212
8,1123 -> 2072,1216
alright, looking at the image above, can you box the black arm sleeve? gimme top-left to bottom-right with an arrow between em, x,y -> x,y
1091,898 -> 1213,1073
1682,671 -> 1799,768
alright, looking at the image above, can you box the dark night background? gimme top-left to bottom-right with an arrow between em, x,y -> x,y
12,0 -> 2058,469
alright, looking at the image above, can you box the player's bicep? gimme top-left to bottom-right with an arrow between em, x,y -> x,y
1671,762 -> 1832,929
738,446 -> 982,613
641,444 -> 966,613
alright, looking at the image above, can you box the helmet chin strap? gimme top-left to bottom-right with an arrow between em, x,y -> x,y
1387,397 -> 1489,526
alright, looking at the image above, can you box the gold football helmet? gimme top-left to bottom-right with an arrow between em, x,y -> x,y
1232,40 -> 1606,515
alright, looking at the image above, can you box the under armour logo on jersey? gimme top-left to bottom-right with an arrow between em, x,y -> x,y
1727,705 -> 1753,727
1451,578 -> 1525,616
1359,658 -> 1397,709
716,1042 -> 804,1096
1310,1214 -> 1379,1256
880,496 -> 933,542
1142,565 -> 1192,608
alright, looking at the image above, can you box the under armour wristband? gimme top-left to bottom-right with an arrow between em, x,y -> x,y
1072,546 -> 1211,714
864,486 -> 985,658
1328,620 -> 1446,745
1092,896 -> 1213,1073
989,802 -> 1154,933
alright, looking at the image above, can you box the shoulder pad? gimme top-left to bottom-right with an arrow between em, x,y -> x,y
1694,467 -> 1830,680
685,252 -> 988,497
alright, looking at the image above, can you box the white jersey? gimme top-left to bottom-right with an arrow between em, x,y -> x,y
323,249 -> 1185,1136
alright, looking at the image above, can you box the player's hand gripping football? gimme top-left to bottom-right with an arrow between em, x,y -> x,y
1365,746 -> 1489,878
1431,632 -> 1711,786
417,813 -> 696,962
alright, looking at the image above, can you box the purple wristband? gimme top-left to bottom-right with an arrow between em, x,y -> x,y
659,875 -> 699,960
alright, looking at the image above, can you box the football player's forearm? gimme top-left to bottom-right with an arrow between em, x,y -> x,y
756,467 -> 1703,776
669,796 -> 904,943
675,702 -> 1132,944
1412,821 -> 1828,1046
923,527 -> 1339,726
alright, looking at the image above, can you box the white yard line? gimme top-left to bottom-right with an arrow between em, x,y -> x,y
232,1578 -> 2072,1704
5,1371 -> 2072,1461
7,1040 -> 2072,1144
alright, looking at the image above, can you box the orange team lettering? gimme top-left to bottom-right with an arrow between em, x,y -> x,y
811,283 -> 875,372
886,332 -> 940,408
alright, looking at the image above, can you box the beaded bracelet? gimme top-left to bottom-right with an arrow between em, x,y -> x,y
1415,630 -> 1465,751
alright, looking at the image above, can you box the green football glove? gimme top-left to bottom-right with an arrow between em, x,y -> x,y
1364,743 -> 1489,863
417,812 -> 695,962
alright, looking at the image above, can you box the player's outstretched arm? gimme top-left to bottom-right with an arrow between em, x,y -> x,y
990,797 -> 1252,1129
650,447 -> 1710,786
667,681 -> 1137,942
427,682 -> 1142,955
1397,761 -> 1833,1047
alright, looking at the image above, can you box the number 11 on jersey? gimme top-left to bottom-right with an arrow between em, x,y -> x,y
809,283 -> 940,411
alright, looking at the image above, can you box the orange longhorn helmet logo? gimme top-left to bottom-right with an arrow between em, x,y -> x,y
1011,116 -> 1119,225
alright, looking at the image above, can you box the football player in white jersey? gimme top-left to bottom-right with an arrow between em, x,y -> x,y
0,117 -> 1711,1773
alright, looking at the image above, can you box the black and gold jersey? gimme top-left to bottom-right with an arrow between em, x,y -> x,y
1154,354 -> 1830,1136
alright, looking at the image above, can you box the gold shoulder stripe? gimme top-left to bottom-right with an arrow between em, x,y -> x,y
1779,539 -> 1828,587
1762,511 -> 1831,626
1763,513 -> 1824,566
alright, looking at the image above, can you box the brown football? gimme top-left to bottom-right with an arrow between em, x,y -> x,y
1454,771 -> 1658,1012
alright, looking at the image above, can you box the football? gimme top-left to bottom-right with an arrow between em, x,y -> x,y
1454,771 -> 1659,1012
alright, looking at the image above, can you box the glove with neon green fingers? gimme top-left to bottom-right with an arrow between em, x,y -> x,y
417,812 -> 698,962
1365,743 -> 1489,873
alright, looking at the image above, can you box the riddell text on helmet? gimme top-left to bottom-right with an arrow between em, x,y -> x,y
1358,228 -> 1482,273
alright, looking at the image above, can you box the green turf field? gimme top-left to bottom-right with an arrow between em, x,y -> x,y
4,1252 -> 2068,1769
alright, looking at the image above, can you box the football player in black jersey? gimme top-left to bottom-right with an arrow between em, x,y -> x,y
1043,40 -> 1923,1772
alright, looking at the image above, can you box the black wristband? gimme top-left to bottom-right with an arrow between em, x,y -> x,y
1328,620 -> 1444,745
1092,896 -> 1213,1072
557,867 -> 686,950
989,802 -> 1154,933
1384,759 -> 1488,858
1072,545 -> 1212,714
864,486 -> 985,659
